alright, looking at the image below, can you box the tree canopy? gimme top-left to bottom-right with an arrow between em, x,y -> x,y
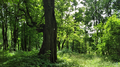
1,0 -> 120,66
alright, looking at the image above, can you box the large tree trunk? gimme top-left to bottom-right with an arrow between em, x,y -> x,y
38,0 -> 57,63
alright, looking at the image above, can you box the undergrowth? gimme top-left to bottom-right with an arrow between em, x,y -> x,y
0,49 -> 120,67
0,50 -> 52,67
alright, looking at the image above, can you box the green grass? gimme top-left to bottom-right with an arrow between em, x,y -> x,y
0,49 -> 120,67
56,50 -> 120,67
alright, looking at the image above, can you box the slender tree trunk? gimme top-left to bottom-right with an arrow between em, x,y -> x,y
17,37 -> 20,51
38,0 -> 57,63
62,39 -> 66,49
72,41 -> 74,51
66,29 -> 69,49
21,23 -> 26,51
2,7 -> 8,51
24,23 -> 27,51
21,27 -> 24,50
5,18 -> 8,50
2,21 -> 5,50
13,4 -> 19,51
28,35 -> 31,51
72,0 -> 77,52
78,42 -> 80,53
2,19 -> 8,51
57,40 -> 61,50
66,35 -> 69,49
9,8 -> 13,51
84,26 -> 87,53
13,23 -> 17,51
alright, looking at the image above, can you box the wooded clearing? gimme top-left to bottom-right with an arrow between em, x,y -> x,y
0,0 -> 120,67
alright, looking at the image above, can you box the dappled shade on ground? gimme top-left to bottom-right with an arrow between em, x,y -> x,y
0,50 -> 120,67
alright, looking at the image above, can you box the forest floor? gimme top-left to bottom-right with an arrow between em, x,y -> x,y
0,49 -> 120,67
57,50 -> 120,67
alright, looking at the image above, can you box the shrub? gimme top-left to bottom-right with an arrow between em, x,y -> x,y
97,15 -> 120,61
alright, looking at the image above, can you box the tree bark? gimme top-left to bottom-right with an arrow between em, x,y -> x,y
84,27 -> 87,53
72,0 -> 77,52
24,22 -> 27,51
66,33 -> 69,49
21,22 -> 26,51
2,18 -> 8,51
72,41 -> 74,51
13,4 -> 19,51
58,41 -> 61,50
13,21 -> 17,51
62,39 -> 66,49
28,35 -> 31,51
21,30 -> 23,50
2,7 -> 8,51
38,0 -> 57,63
2,21 -> 5,50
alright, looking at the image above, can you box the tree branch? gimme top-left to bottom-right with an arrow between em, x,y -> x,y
24,0 -> 37,26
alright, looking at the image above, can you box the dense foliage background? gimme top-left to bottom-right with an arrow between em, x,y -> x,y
0,0 -> 120,67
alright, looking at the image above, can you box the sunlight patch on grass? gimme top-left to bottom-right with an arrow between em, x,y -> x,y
7,52 -> 15,56
57,51 -> 120,67
1,50 -> 120,67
